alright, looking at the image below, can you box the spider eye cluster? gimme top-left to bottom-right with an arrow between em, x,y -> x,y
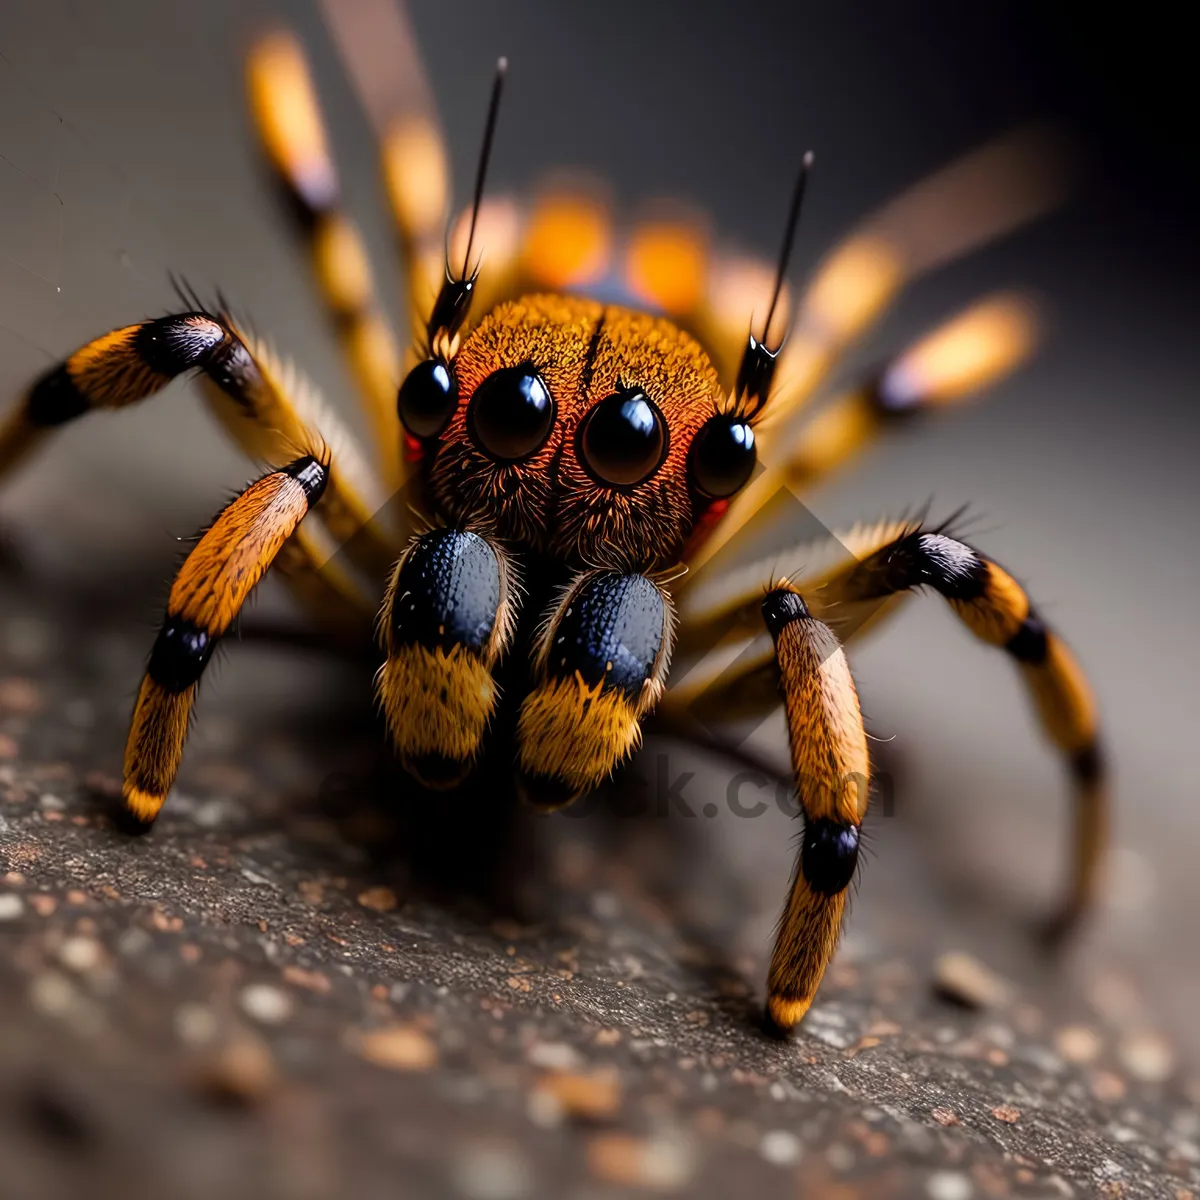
397,359 -> 458,440
468,363 -> 554,462
690,414 -> 756,498
578,387 -> 667,488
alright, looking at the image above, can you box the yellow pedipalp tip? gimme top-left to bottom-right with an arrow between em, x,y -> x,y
766,994 -> 812,1034
122,785 -> 165,826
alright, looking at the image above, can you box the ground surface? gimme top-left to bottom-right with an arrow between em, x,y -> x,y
1,567 -> 1197,1200
1,1 -> 1199,1197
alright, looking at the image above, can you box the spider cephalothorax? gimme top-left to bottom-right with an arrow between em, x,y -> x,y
424,295 -> 725,569
0,20 -> 1105,1035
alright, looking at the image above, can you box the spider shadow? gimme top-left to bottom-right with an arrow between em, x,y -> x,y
184,662 -> 773,1026
5,547 -> 1066,1033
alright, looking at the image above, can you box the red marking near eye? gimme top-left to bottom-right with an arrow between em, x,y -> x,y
681,497 -> 730,560
403,432 -> 425,462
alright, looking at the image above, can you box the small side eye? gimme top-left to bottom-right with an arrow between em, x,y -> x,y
468,364 -> 554,463
578,387 -> 667,488
397,359 -> 457,439
690,415 -> 756,498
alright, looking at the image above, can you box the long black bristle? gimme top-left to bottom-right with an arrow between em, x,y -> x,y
762,150 -> 814,346
459,57 -> 508,280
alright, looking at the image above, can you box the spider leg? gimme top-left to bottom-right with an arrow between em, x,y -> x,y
123,455 -> 328,827
752,125 -> 1067,440
314,0 -> 451,338
273,519 -> 378,642
519,184 -> 614,297
683,292 -> 1037,580
0,312 -> 399,596
760,588 -> 870,1033
376,528 -> 519,788
826,525 -> 1105,940
246,30 -> 409,488
515,570 -> 674,809
672,522 -> 1106,948
623,206 -> 710,327
673,517 -> 914,663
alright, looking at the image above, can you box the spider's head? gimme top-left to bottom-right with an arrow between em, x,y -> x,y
402,293 -> 756,569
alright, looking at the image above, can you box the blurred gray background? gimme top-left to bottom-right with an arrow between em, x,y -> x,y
1,0 -> 1197,1051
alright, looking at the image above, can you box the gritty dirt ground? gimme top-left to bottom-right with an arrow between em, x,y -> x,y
0,561 -> 1197,1200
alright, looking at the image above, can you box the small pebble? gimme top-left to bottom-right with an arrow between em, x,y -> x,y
282,965 -> 332,994
29,972 -> 75,1017
357,886 -> 398,913
990,1104 -> 1022,1124
760,1129 -> 802,1167
1090,1069 -> 1127,1103
534,1070 -> 620,1123
928,1170 -> 974,1200
933,952 -> 1012,1009
1118,1030 -> 1176,1083
197,1035 -> 277,1106
526,1089 -> 563,1129
117,927 -> 152,957
931,1107 -> 961,1127
1056,1025 -> 1102,1064
586,1133 -> 694,1191
58,937 -> 102,974
38,793 -> 66,812
826,1144 -> 855,1172
239,984 -> 293,1025
175,1003 -> 219,1048
192,798 -> 228,828
527,1041 -> 582,1071
354,1024 -> 438,1072
450,1140 -> 531,1200
0,893 -> 24,921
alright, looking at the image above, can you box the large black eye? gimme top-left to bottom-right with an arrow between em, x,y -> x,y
468,364 -> 554,463
691,415 -> 756,497
397,359 -> 457,439
579,387 -> 667,488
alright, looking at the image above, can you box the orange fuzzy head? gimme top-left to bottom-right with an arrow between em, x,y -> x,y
424,293 -> 735,569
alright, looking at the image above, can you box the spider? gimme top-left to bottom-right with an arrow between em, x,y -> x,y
0,16 -> 1104,1035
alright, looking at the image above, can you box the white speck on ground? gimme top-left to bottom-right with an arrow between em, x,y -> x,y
927,1170 -> 973,1200
58,936 -> 102,972
759,1129 -> 802,1167
527,1041 -> 582,1071
239,983 -> 293,1025
450,1140 -> 532,1199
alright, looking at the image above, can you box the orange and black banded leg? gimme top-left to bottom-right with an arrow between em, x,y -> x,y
376,528 -> 518,788
0,313 -> 235,481
516,571 -> 674,809
682,295 -> 1035,580
246,31 -> 406,483
760,589 -> 870,1034
834,527 -> 1105,938
1,311 -> 396,579
123,456 -> 328,828
314,0 -> 452,325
